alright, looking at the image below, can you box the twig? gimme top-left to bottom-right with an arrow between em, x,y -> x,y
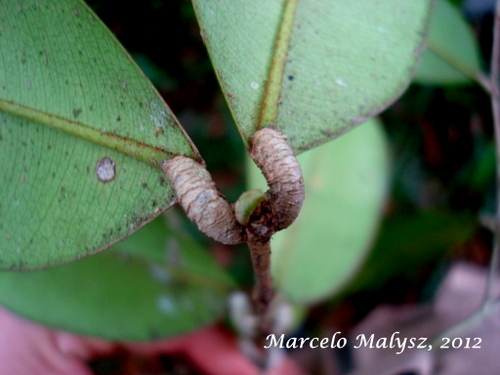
484,0 -> 500,306
243,127 -> 304,370
430,0 -> 500,363
247,238 -> 274,329
165,127 -> 304,371
476,72 -> 494,94
244,237 -> 275,372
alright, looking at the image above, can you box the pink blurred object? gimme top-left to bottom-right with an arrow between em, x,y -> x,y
0,308 -> 304,375
348,262 -> 500,375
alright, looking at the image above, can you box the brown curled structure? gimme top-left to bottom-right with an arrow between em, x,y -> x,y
162,156 -> 245,245
248,128 -> 305,235
163,131 -> 302,363
163,128 -> 303,245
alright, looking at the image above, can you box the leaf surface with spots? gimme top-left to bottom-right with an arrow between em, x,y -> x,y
194,0 -> 433,153
0,0 -> 198,269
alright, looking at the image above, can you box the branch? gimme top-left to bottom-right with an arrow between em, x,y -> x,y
484,0 -> 500,306
163,127 -> 304,371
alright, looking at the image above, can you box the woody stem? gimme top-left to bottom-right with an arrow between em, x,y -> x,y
248,237 -> 274,332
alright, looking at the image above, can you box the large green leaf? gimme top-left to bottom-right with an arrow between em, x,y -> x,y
193,0 -> 432,153
0,216 -> 234,340
414,0 -> 482,85
248,118 -> 389,304
0,0 -> 198,269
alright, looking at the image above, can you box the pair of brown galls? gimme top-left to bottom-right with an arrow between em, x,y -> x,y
162,128 -> 305,246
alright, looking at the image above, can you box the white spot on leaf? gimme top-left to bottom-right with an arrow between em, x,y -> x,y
96,157 -> 116,182
250,82 -> 259,89
149,100 -> 168,127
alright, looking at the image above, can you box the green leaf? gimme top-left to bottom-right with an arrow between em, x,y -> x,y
414,0 -> 482,85
193,0 -> 432,153
248,118 -> 389,304
0,0 -> 198,269
0,216 -> 234,341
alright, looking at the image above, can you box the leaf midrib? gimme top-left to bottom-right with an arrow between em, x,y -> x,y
0,98 -> 176,168
258,0 -> 299,129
